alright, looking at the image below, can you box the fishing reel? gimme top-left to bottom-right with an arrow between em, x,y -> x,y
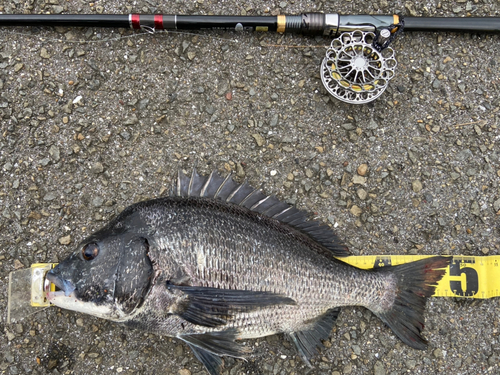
320,30 -> 397,104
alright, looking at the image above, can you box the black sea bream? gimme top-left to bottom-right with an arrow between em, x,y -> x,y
47,169 -> 450,374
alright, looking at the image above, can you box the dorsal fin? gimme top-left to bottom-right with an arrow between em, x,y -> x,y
175,169 -> 349,257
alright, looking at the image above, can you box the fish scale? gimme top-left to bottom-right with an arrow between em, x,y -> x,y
46,170 -> 451,375
130,198 -> 412,333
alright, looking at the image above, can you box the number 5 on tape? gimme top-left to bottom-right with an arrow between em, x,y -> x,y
341,255 -> 500,299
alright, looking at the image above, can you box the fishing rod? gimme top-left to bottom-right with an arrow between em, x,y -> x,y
1,13 -> 499,104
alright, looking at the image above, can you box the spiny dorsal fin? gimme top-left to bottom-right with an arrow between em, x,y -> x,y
175,169 -> 349,257
176,168 -> 210,197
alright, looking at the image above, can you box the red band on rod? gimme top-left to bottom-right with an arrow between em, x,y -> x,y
131,14 -> 141,29
154,14 -> 164,29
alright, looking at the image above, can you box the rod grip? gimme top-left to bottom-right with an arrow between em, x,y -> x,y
279,13 -> 326,34
301,13 -> 326,34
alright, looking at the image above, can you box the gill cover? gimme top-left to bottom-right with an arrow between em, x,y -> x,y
47,223 -> 153,320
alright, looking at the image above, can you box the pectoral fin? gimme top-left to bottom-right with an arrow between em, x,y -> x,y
167,283 -> 296,327
179,329 -> 250,359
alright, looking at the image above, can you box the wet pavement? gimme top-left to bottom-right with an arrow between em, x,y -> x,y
0,0 -> 499,374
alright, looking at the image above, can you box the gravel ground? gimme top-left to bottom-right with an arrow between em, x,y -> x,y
1,0 -> 499,374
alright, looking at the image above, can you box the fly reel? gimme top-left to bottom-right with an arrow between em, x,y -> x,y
321,30 -> 397,104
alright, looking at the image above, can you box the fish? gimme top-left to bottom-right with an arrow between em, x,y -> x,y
46,169 -> 451,375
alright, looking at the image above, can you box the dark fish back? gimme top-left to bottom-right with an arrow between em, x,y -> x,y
135,196 -> 345,295
175,169 -> 349,257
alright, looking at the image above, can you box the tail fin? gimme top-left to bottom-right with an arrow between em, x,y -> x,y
373,256 -> 450,350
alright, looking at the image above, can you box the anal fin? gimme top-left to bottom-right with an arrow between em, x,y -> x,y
287,307 -> 340,367
187,343 -> 223,375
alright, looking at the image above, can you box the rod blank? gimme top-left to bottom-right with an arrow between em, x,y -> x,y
0,13 -> 499,35
0,14 -> 130,28
404,17 -> 500,33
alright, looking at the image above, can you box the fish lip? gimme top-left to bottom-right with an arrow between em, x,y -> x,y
46,270 -> 76,297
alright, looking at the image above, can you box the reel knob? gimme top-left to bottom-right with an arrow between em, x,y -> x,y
321,30 -> 397,104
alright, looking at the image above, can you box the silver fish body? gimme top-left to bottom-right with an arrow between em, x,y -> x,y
47,170 -> 450,374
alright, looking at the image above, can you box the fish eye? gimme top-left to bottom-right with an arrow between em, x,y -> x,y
82,243 -> 99,261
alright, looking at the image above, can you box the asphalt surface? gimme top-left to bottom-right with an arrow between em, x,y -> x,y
0,0 -> 499,374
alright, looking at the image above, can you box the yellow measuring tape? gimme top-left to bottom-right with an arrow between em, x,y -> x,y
27,256 -> 499,310
31,263 -> 56,307
341,255 -> 500,299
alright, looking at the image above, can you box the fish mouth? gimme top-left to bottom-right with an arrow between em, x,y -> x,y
46,270 -> 76,297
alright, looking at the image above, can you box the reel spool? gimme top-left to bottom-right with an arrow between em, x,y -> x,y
321,30 -> 397,104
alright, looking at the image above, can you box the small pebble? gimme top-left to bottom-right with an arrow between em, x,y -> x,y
350,205 -> 362,216
374,361 -> 386,375
91,162 -> 105,174
59,235 -> 71,245
412,180 -> 423,193
434,348 -> 444,358
40,47 -> 50,59
357,163 -> 368,176
352,175 -> 367,185
252,133 -> 265,147
357,188 -> 368,200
